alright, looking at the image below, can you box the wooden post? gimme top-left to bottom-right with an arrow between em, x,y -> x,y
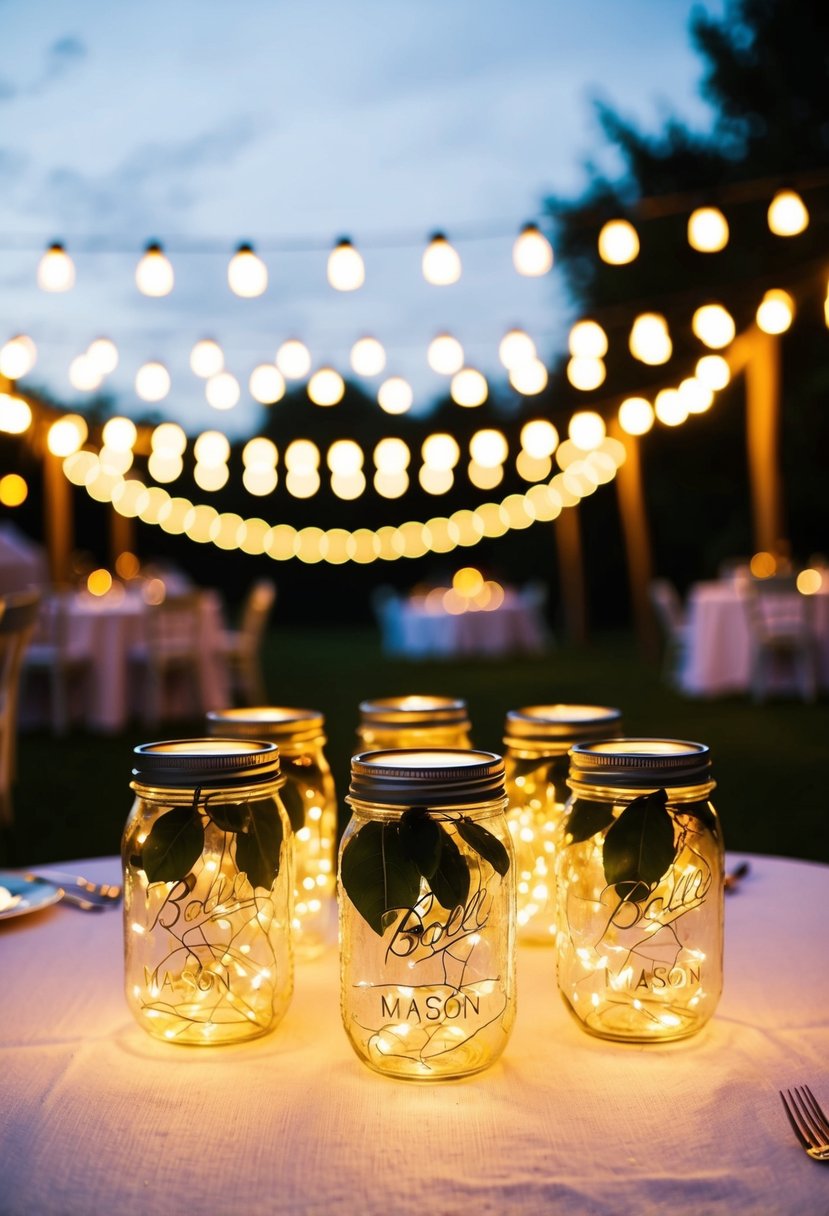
43,451 -> 73,586
109,507 -> 136,570
554,505 -> 587,644
744,326 -> 783,552
610,421 -> 658,658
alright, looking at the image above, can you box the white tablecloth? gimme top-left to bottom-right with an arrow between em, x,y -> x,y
679,581 -> 829,696
396,592 -> 546,659
1,853 -> 827,1215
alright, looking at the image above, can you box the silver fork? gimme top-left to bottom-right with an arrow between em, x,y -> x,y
779,1086 -> 829,1162
22,870 -> 122,904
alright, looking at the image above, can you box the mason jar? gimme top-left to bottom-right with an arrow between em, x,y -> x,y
556,739 -> 723,1043
357,695 -> 472,751
123,738 -> 294,1045
207,707 -> 336,960
339,749 -> 515,1080
504,704 -> 622,944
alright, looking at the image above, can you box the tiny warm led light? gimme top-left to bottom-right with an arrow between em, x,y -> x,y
151,422 -> 187,456
568,320 -> 608,358
469,428 -> 508,468
350,336 -> 386,377
87,338 -> 119,374
418,465 -> 454,495
115,551 -> 141,579
453,566 -> 484,597
194,462 -> 230,492
598,219 -> 639,265
190,339 -> 224,378
287,470 -> 321,499
276,339 -> 311,380
308,367 -> 345,406
513,222 -> 553,276
48,414 -> 88,457
692,304 -> 735,349
38,242 -> 75,292
373,437 -> 410,473
249,363 -> 286,404
102,416 -> 137,451
678,378 -> 714,415
227,243 -> 268,297
327,238 -> 365,291
422,232 -> 461,285
0,335 -> 37,379
568,410 -> 606,451
654,388 -> 688,426
750,551 -> 776,579
147,451 -> 183,484
520,419 -> 558,458
331,471 -> 366,500
285,439 -> 320,471
767,189 -> 809,237
87,568 -> 113,597
618,397 -> 654,436
69,354 -> 103,392
327,439 -> 363,476
242,437 -> 278,470
450,367 -> 488,407
797,568 -> 822,596
515,450 -> 551,482
468,461 -> 504,491
243,467 -> 278,497
374,469 -> 408,498
0,473 -> 27,507
567,356 -> 606,391
756,289 -> 794,335
509,358 -> 548,395
687,207 -> 729,253
421,432 -> 460,470
499,329 -> 536,370
206,371 -> 240,411
135,361 -> 171,402
135,242 -> 174,296
193,430 -> 231,467
695,354 -> 731,391
378,377 -> 413,414
427,333 -> 464,375
629,313 -> 671,364
0,394 -> 32,434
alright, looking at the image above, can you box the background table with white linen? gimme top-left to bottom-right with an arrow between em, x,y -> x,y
679,580 -> 829,696
395,590 -> 546,659
1,853 -> 827,1216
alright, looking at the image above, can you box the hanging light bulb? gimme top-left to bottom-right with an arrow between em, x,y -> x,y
654,388 -> 688,427
629,313 -> 672,364
243,437 -> 278,471
151,422 -> 187,456
307,367 -> 345,406
598,219 -> 639,265
767,189 -> 809,237
378,377 -> 413,414
695,354 -> 731,391
276,339 -> 311,379
69,354 -> 103,392
421,433 -> 460,471
509,359 -> 548,395
194,430 -> 231,467
422,232 -> 461,285
499,328 -> 536,370
512,223 -> 553,276
135,242 -> 174,296
568,320 -> 608,358
327,439 -> 363,476
427,333 -> 464,374
678,378 -> 714,414
566,356 -> 606,391
450,367 -> 488,407
47,414 -> 88,457
327,237 -> 365,291
0,394 -> 32,434
756,289 -> 795,335
135,361 -> 171,402
249,364 -> 286,404
687,207 -> 729,253
0,334 -> 36,379
227,243 -> 268,297
87,338 -> 119,374
350,336 -> 386,376
469,429 -> 508,468
206,371 -> 241,410
102,416 -> 138,451
520,419 -> 558,458
190,339 -> 224,378
618,397 -> 654,436
692,303 -> 735,349
38,242 -> 75,292
568,411 -> 606,451
373,437 -> 410,473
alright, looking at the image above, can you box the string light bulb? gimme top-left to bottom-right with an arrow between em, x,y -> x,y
135,361 -> 171,402
249,364 -> 286,404
227,243 -> 267,298
190,339 -> 224,378
0,334 -> 36,379
276,339 -> 311,380
350,336 -> 386,377
629,313 -> 672,365
618,397 -> 654,436
567,356 -> 606,391
307,367 -> 345,406
151,422 -> 187,456
194,430 -> 231,467
654,388 -> 687,427
695,354 -> 731,391
520,419 -> 558,458
206,371 -> 241,410
469,429 -> 508,468
512,223 -> 553,276
422,232 -> 461,285
327,439 -> 363,476
568,411 -> 606,451
450,367 -> 488,407
498,329 -> 536,370
598,219 -> 639,265
767,189 -> 809,237
692,303 -> 735,349
569,320 -> 608,359
327,238 -> 365,291
687,207 -> 729,253
373,437 -> 410,473
69,354 -> 103,392
102,416 -> 137,452
87,338 -> 119,374
135,242 -> 174,296
427,333 -> 464,375
756,289 -> 794,335
38,242 -> 75,292
509,359 -> 548,395
421,433 -> 460,471
378,376 -> 413,414
47,414 -> 88,457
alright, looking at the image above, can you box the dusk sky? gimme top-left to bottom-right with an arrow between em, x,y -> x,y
1,0 -> 725,436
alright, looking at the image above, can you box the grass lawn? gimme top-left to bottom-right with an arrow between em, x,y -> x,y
4,626 -> 828,867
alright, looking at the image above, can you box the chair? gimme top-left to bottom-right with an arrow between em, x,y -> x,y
130,592 -> 205,727
22,592 -> 93,735
0,591 -> 40,827
221,580 -> 276,705
649,578 -> 690,687
745,576 -> 818,703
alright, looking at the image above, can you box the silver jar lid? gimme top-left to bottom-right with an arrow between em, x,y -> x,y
206,706 -> 324,744
504,704 -> 622,746
358,695 -> 470,731
569,739 -> 712,789
132,738 -> 282,789
349,748 -> 504,807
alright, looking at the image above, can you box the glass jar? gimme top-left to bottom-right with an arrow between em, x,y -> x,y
556,739 -> 723,1043
357,695 -> 472,750
123,738 -> 294,1045
504,704 -> 622,945
339,749 -> 515,1080
207,707 -> 336,960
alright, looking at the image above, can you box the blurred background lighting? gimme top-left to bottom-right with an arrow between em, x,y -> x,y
512,223 -> 553,276
276,339 -> 311,379
38,242 -> 75,292
135,361 -> 171,402
687,206 -> 729,252
227,243 -> 267,297
450,367 -> 488,407
767,189 -> 809,237
350,336 -> 386,377
427,333 -> 464,374
598,218 -> 639,265
327,238 -> 365,291
378,376 -> 413,414
190,339 -> 224,378
135,242 -> 173,296
307,367 -> 345,406
422,232 -> 461,285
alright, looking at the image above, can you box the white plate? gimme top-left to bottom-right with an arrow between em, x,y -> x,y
0,873 -> 62,920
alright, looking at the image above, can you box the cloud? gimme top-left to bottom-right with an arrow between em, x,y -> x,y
0,33 -> 87,103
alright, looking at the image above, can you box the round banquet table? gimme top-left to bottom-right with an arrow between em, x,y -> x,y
397,591 -> 545,658
1,853 -> 827,1216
